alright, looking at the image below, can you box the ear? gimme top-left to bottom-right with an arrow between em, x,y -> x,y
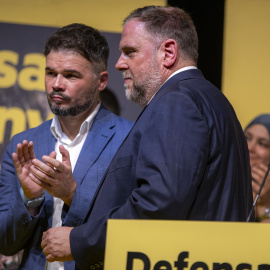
160,39 -> 178,68
97,71 -> 109,92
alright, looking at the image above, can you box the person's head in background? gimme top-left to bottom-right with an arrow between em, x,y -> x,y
100,88 -> 120,116
43,23 -> 109,118
115,5 -> 198,107
244,114 -> 270,222
244,114 -> 270,168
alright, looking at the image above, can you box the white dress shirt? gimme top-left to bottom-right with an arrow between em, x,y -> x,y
45,104 -> 100,270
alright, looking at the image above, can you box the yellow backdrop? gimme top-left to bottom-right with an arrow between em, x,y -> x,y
223,0 -> 270,128
0,0 -> 165,31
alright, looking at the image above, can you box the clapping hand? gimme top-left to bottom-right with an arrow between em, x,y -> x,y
12,140 -> 45,199
29,145 -> 77,206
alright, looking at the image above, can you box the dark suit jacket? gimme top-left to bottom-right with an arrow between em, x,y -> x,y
0,105 -> 133,270
70,69 -> 253,269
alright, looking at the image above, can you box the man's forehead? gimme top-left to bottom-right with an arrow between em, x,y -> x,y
119,20 -> 148,49
122,19 -> 146,35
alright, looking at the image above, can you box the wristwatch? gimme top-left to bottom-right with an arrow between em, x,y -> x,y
20,188 -> 45,207
258,207 -> 270,221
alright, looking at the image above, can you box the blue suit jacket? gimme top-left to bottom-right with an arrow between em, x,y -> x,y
70,69 -> 253,269
0,105 -> 133,269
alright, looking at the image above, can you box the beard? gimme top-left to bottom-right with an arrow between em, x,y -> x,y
48,91 -> 95,117
124,68 -> 163,107
124,81 -> 147,107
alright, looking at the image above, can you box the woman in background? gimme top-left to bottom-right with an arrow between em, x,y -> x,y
0,253 -> 22,269
244,114 -> 270,222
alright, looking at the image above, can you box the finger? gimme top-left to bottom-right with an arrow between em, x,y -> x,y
258,162 -> 269,169
30,162 -> 53,181
32,159 -> 56,178
41,237 -> 48,249
41,156 -> 64,173
22,140 -> 31,161
12,152 -> 22,174
253,168 -> 267,178
49,151 -> 57,159
29,167 -> 54,189
59,145 -> 72,169
12,152 -> 20,167
41,239 -> 46,249
42,231 -> 48,240
46,254 -> 57,263
252,180 -> 260,194
251,169 -> 264,184
42,152 -> 57,171
252,177 -> 259,185
252,178 -> 260,186
252,163 -> 268,174
16,143 -> 25,164
29,172 -> 51,189
42,244 -> 49,256
28,141 -> 35,159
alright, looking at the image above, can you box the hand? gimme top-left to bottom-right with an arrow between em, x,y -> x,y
12,140 -> 44,199
29,145 -> 77,206
251,163 -> 270,207
41,227 -> 74,262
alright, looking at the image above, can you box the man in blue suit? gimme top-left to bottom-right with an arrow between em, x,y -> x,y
0,23 -> 133,269
41,6 -> 253,269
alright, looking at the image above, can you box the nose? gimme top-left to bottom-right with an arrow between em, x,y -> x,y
247,140 -> 256,153
115,54 -> 128,71
52,75 -> 65,91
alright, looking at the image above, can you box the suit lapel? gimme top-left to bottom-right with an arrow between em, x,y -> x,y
72,107 -> 116,184
35,121 -> 55,159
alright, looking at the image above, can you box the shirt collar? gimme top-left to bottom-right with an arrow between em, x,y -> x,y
166,66 -> 197,82
50,103 -> 101,140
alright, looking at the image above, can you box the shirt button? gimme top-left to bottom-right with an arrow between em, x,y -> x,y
22,220 -> 29,226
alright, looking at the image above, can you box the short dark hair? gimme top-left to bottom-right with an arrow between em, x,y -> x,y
124,6 -> 198,63
44,23 -> 109,74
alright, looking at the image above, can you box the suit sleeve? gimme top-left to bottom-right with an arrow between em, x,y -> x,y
0,138 -> 44,255
70,89 -> 211,269
62,182 -> 97,227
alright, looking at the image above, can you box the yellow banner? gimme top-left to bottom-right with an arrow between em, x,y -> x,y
105,220 -> 270,269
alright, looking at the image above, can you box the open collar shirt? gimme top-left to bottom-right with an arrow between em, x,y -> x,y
45,103 -> 100,270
